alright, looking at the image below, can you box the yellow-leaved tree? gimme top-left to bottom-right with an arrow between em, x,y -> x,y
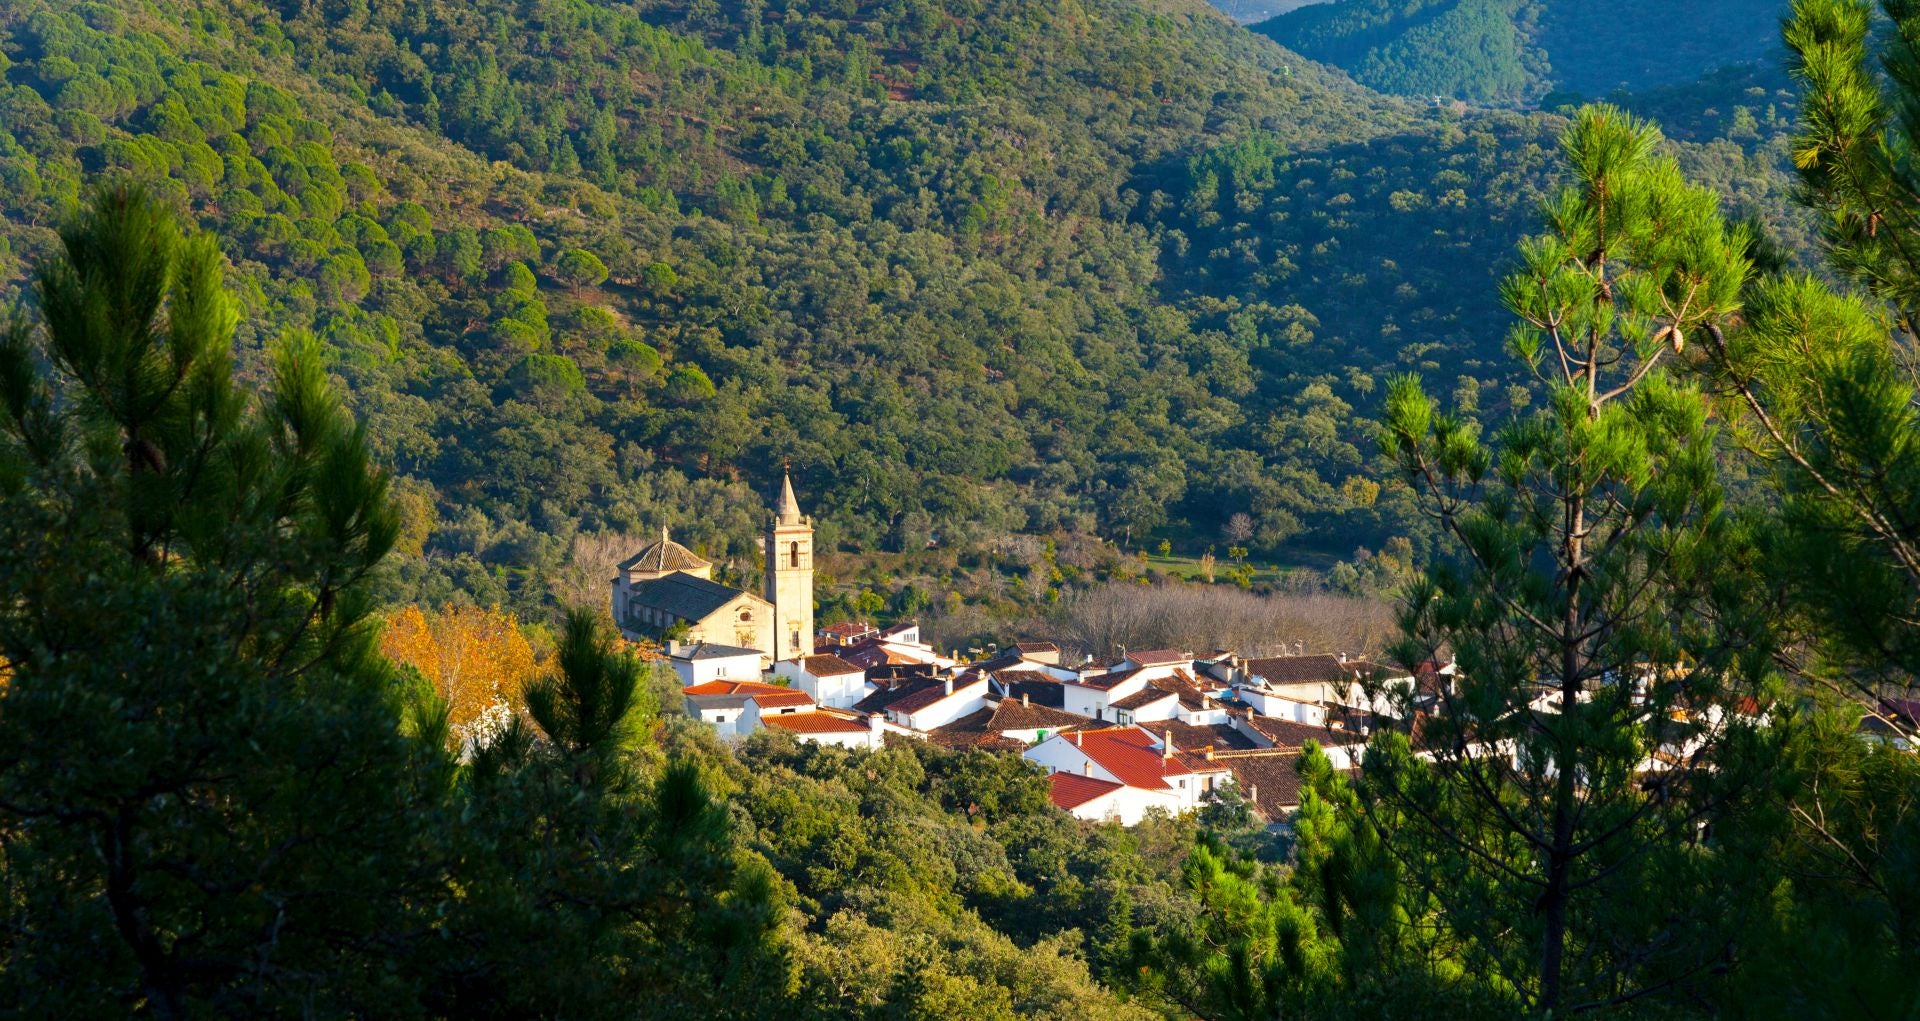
381,604 -> 537,752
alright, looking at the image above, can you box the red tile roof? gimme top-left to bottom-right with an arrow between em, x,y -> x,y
1047,772 -> 1126,811
1071,727 -> 1192,790
750,690 -> 817,709
1125,649 -> 1190,667
763,711 -> 870,734
683,680 -> 791,697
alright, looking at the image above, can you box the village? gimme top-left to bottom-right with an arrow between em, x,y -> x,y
611,476 -> 1761,828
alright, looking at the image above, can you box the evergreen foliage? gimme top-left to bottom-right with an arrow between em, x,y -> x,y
0,0 -> 1804,619
3,5 -> 1920,1020
1256,0 -> 1783,103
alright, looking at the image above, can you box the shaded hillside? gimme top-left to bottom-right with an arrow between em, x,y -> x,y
1254,0 -> 1784,103
1210,0 -> 1333,23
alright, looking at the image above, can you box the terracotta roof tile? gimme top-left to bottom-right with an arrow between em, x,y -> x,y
1137,720 -> 1261,752
1210,750 -> 1323,817
928,708 -> 1026,752
1125,649 -> 1190,667
1070,727 -> 1191,790
749,690 -> 816,709
1071,665 -> 1140,691
851,678 -> 936,715
763,711 -> 870,735
683,680 -> 792,697
1047,772 -> 1126,811
986,699 -> 1088,732
1243,714 -> 1368,748
886,676 -> 983,715
618,533 -> 711,574
1244,655 -> 1348,685
796,653 -> 864,676
1110,686 -> 1179,712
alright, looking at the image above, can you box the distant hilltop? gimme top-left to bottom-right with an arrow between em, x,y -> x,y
1208,0 -> 1333,24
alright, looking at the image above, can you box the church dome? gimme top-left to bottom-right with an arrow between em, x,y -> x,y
618,528 -> 712,579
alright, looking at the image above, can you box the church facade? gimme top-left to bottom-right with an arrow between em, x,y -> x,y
612,474 -> 814,664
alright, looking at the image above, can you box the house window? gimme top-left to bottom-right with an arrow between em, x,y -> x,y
740,609 -> 753,622
791,629 -> 801,652
1116,711 -> 1131,725
789,541 -> 800,568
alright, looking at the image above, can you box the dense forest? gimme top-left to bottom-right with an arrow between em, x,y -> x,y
1254,0 -> 1783,103
1208,0 -> 1327,24
0,0 -> 1805,631
4,0 -> 1920,1017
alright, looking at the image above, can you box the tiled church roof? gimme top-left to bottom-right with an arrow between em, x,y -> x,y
618,529 -> 710,575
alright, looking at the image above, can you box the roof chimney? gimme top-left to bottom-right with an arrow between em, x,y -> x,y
1163,731 -> 1178,762
1082,760 -> 1092,776
1074,730 -> 1082,747
943,677 -> 953,696
1247,783 -> 1258,805
1204,745 -> 1214,761
1022,692 -> 1030,707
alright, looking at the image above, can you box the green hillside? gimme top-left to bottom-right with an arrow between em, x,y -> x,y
1209,0 -> 1333,23
1254,0 -> 1783,103
0,0 -> 1799,616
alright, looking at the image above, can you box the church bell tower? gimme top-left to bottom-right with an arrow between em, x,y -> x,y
765,471 -> 814,660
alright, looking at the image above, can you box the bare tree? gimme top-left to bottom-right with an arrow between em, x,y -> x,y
1043,581 -> 1393,661
549,531 -> 648,616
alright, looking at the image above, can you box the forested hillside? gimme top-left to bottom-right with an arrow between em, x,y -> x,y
7,0 -> 1920,1016
0,0 -> 1801,621
1254,0 -> 1783,103
1208,0 -> 1329,23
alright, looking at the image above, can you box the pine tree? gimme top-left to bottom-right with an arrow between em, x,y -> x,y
1736,0 -> 1920,696
0,184 -> 437,1015
1372,106 -> 1770,1012
1690,3 -> 1920,1006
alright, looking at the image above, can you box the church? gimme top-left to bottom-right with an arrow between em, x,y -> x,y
612,474 -> 814,664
